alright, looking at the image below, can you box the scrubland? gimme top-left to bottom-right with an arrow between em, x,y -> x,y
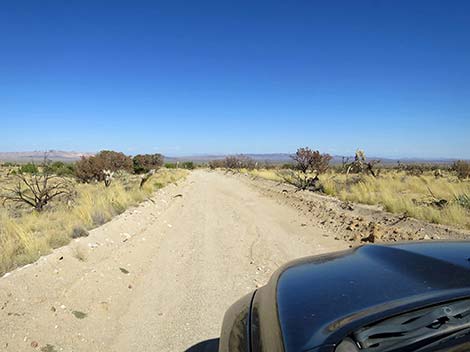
0,167 -> 186,275
241,168 -> 470,230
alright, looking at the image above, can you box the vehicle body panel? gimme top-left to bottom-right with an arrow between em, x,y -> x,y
219,242 -> 470,352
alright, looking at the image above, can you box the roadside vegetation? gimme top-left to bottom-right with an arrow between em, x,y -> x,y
210,150 -> 470,230
0,151 -> 187,275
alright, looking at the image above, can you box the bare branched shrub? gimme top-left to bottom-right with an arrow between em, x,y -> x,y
223,155 -> 256,170
224,156 -> 240,169
279,147 -> 331,191
209,160 -> 225,169
292,147 -> 332,174
1,159 -> 74,212
453,160 -> 470,180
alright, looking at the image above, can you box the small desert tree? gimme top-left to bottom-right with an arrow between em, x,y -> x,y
133,153 -> 164,174
281,147 -> 332,191
292,147 -> 332,174
223,155 -> 256,170
1,158 -> 74,212
75,150 -> 133,187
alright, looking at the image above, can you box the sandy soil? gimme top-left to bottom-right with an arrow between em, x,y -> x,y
0,170 -> 347,352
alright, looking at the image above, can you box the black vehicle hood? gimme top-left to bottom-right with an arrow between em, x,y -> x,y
270,242 -> 470,352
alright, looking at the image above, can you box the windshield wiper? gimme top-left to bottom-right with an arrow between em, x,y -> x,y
353,299 -> 470,352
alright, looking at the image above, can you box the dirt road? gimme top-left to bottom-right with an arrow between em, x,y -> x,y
0,170 -> 345,352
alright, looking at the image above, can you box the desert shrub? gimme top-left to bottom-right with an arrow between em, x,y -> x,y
453,160 -> 470,179
47,161 -> 75,176
18,162 -> 39,174
132,153 -> 164,174
91,210 -> 108,226
455,194 -> 470,210
224,156 -> 240,169
209,159 -> 225,169
71,226 -> 89,239
164,162 -> 177,169
75,156 -> 103,183
96,150 -> 133,172
279,147 -> 332,191
2,160 -> 75,212
181,161 -> 195,169
402,164 -> 425,176
292,147 -> 332,174
75,150 -> 133,184
223,155 -> 256,170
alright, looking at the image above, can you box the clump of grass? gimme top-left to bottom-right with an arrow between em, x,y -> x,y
455,194 -> 470,210
71,226 -> 89,239
0,169 -> 187,276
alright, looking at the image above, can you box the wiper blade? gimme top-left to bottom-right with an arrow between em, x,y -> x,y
414,327 -> 470,351
353,299 -> 470,352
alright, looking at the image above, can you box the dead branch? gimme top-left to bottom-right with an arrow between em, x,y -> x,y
1,159 -> 74,212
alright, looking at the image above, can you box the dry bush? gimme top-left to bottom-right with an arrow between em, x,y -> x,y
453,160 -> 470,180
223,155 -> 257,170
280,147 -> 331,191
292,147 -> 332,174
209,159 -> 225,169
133,153 -> 164,174
75,150 -> 133,186
1,159 -> 74,212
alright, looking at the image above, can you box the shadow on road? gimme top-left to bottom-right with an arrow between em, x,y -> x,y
184,338 -> 220,352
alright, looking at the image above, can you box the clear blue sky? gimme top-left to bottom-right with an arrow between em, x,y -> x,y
1,1 -> 469,158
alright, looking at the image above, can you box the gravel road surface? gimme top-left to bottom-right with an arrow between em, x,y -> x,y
0,170 -> 345,351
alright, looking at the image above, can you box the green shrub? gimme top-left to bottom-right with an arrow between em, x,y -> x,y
181,161 -> 194,170
47,161 -> 75,176
164,163 -> 177,169
18,162 -> 38,174
455,194 -> 470,210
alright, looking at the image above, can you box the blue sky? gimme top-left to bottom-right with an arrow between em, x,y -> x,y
1,1 -> 469,158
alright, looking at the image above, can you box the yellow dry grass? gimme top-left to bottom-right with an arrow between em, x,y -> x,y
245,168 -> 470,230
0,168 -> 187,275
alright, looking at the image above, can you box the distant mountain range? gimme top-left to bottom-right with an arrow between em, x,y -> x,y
0,150 -> 93,162
164,153 -> 461,165
0,150 -> 462,165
